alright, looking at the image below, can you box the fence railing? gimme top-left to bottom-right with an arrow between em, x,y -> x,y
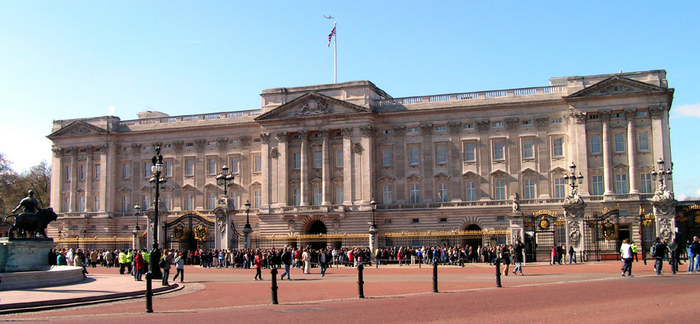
375,86 -> 567,107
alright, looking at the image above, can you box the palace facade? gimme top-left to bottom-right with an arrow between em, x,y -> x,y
47,70 -> 679,257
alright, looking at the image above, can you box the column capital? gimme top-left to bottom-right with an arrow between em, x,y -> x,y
275,132 -> 289,143
239,136 -> 252,146
505,118 -> 519,130
419,123 -> 433,135
52,147 -> 64,157
360,125 -> 375,138
216,137 -> 229,148
447,121 -> 462,134
535,117 -> 548,129
649,105 -> 665,119
476,120 -> 491,131
173,140 -> 184,151
341,127 -> 353,139
392,125 -> 406,137
194,139 -> 207,151
572,112 -> 587,124
260,132 -> 270,144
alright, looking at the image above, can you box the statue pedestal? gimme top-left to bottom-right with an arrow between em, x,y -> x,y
0,238 -> 56,272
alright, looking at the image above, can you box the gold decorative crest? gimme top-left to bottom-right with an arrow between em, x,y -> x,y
194,224 -> 208,241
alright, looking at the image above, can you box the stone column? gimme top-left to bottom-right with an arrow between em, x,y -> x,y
260,133 -> 270,208
359,126 -> 375,204
85,146 -> 93,212
508,195 -> 524,245
69,148 -> 78,212
420,123 -> 434,202
50,147 -> 64,212
448,122 -> 462,201
276,132 -> 289,206
572,113 -> 590,195
626,110 -> 639,194
300,130 -> 309,206
342,128 -> 353,205
321,129 -> 331,205
601,111 -> 614,196
393,126 -> 406,203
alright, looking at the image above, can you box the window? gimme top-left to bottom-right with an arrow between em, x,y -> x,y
552,138 -> 563,157
552,118 -> 563,124
313,186 -> 322,205
637,111 -> 648,117
522,141 -> 534,159
254,190 -> 262,208
638,132 -> 650,152
588,114 -> 600,120
614,134 -> 625,153
435,126 -> 447,132
464,143 -> 476,162
208,192 -> 216,209
640,173 -> 653,194
437,183 -> 448,202
410,184 -> 420,203
63,196 -> 70,212
123,162 -> 131,179
65,165 -> 71,181
439,218 -> 448,223
522,120 -> 533,126
335,186 -> 343,204
411,218 -> 420,224
313,151 -> 322,169
612,113 -> 623,119
436,144 -> 447,164
208,158 -> 217,175
381,129 -> 392,135
292,188 -> 300,206
494,180 -> 506,200
408,127 -> 419,134
94,196 -> 100,211
165,161 -> 172,177
464,123 -> 474,130
94,164 -> 100,180
590,135 -> 602,155
382,148 -> 392,167
466,182 -> 477,201
383,185 -> 393,204
122,195 -> 130,212
615,174 -> 628,194
144,162 -> 151,178
554,177 -> 566,198
293,152 -> 301,170
185,193 -> 194,210
384,219 -> 392,225
230,157 -> 239,173
79,164 -> 85,181
523,179 -> 536,199
254,155 -> 262,172
409,146 -> 420,165
493,142 -> 505,161
335,150 -> 343,168
185,159 -> 194,176
79,196 -> 85,212
230,192 -> 238,210
492,121 -> 503,128
591,175 -> 604,195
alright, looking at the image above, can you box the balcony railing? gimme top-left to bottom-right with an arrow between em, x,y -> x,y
375,85 -> 566,107
120,109 -> 262,127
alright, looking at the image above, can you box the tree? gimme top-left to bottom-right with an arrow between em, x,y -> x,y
0,154 -> 51,215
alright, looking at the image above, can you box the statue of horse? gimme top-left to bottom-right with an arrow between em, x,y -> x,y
6,207 -> 58,239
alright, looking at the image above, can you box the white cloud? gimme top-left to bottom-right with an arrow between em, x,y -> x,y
674,103 -> 700,118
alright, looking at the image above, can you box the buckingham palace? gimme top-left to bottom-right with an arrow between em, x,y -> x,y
47,69 -> 683,258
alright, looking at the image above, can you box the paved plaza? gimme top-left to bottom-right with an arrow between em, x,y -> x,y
1,260 -> 699,323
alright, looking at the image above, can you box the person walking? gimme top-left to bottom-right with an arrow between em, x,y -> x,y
172,251 -> 185,283
280,247 -> 292,280
319,248 -> 327,277
620,238 -> 634,277
161,250 -> 173,286
253,252 -> 263,280
513,240 -> 525,275
568,245 -> 576,264
500,245 -> 511,276
302,248 -> 311,274
653,237 -> 668,275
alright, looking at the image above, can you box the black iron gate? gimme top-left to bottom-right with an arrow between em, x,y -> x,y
165,213 -> 215,252
584,208 -> 619,261
524,211 -> 565,263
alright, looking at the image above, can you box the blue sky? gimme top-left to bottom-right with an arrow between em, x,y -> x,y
1,1 -> 699,199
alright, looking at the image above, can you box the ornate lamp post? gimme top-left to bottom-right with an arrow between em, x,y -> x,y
651,157 -> 673,194
562,162 -> 585,260
132,204 -> 141,250
243,200 -> 252,249
369,198 -> 378,259
145,145 -> 166,313
651,157 -> 676,242
216,164 -> 235,196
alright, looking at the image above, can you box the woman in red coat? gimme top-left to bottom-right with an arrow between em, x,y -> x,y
134,251 -> 146,281
254,252 -> 263,281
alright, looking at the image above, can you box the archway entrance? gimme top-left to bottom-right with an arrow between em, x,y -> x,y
306,220 -> 328,250
462,224 -> 483,255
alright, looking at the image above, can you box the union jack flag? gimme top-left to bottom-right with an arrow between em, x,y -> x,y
328,26 -> 336,47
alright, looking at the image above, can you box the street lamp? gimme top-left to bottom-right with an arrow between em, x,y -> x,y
243,200 -> 252,249
563,162 -> 584,196
145,145 -> 166,313
216,164 -> 235,196
133,204 -> 141,250
370,198 -> 377,230
651,157 -> 672,193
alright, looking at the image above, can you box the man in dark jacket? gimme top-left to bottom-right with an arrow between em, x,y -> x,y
280,247 -> 292,280
653,237 -> 668,275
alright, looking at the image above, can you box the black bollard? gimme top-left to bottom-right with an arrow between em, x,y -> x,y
432,260 -> 438,293
495,258 -> 502,288
270,267 -> 279,304
145,272 -> 153,313
357,262 -> 365,299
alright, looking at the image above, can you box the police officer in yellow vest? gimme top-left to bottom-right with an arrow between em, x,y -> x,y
631,242 -> 639,262
118,250 -> 127,274
126,249 -> 134,275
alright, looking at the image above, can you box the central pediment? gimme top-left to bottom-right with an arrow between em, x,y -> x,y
47,120 -> 108,139
254,92 -> 371,122
566,75 -> 669,99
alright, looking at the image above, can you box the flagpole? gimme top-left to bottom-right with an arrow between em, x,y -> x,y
333,21 -> 337,84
